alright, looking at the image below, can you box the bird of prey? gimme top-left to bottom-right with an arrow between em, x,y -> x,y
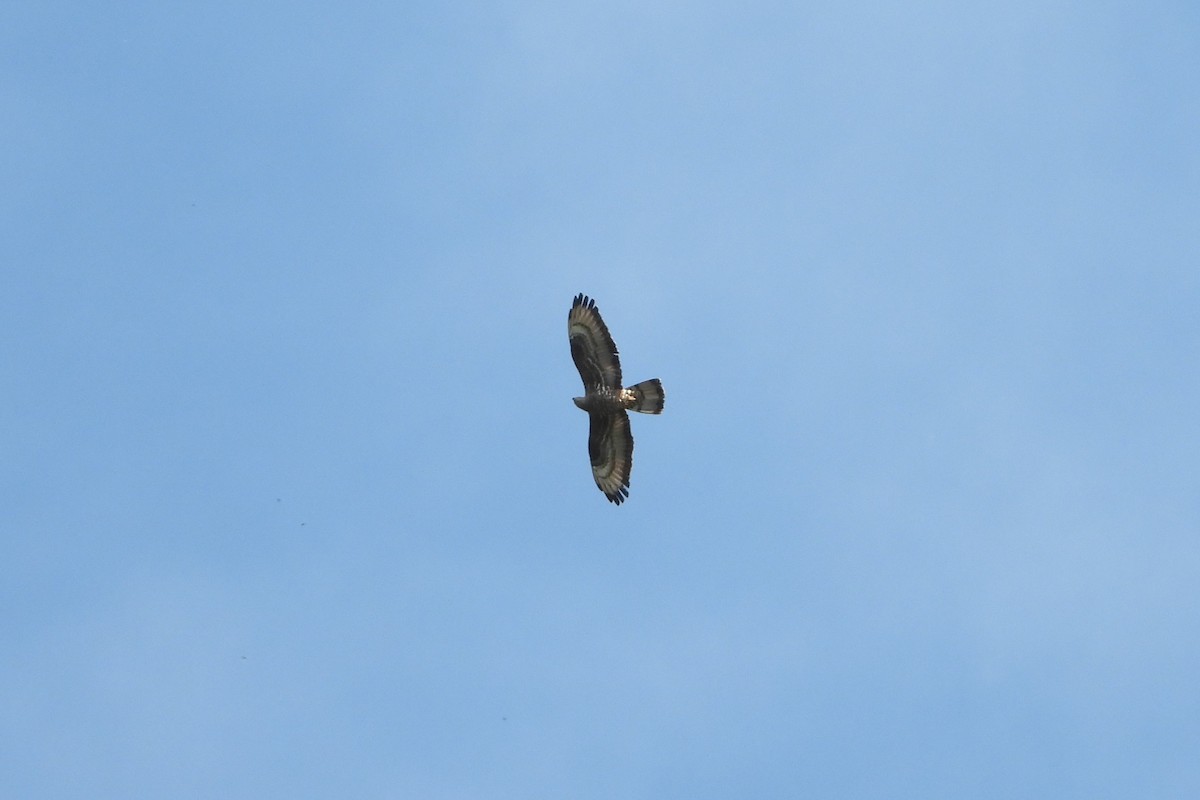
568,293 -> 664,504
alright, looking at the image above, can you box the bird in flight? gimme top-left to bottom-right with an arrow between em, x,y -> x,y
568,294 -> 664,504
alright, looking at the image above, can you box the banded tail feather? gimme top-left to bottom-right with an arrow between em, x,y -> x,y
626,379 -> 665,414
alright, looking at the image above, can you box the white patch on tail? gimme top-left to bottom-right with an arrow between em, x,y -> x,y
627,379 -> 665,414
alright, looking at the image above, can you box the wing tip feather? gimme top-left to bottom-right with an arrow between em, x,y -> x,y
605,485 -> 630,505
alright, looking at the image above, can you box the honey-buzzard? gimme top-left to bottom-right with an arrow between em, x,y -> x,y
568,293 -> 664,505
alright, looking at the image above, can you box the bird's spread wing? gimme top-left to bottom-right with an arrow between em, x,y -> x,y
569,293 -> 622,389
588,411 -> 632,505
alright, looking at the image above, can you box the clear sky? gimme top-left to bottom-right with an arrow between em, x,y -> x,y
3,2 -> 1198,797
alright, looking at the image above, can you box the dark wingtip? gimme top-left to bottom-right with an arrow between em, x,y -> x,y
572,293 -> 595,311
605,485 -> 630,505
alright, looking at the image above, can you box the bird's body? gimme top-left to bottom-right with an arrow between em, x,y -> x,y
571,387 -> 647,414
567,294 -> 664,504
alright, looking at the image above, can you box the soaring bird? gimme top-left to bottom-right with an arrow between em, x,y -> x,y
568,294 -> 664,504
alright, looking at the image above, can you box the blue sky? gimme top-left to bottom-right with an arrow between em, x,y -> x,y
3,2 -> 1198,797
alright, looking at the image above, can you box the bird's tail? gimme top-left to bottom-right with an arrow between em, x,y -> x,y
627,379 -> 665,414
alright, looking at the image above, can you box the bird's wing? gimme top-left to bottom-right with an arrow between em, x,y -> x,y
569,293 -> 622,390
588,410 -> 632,505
